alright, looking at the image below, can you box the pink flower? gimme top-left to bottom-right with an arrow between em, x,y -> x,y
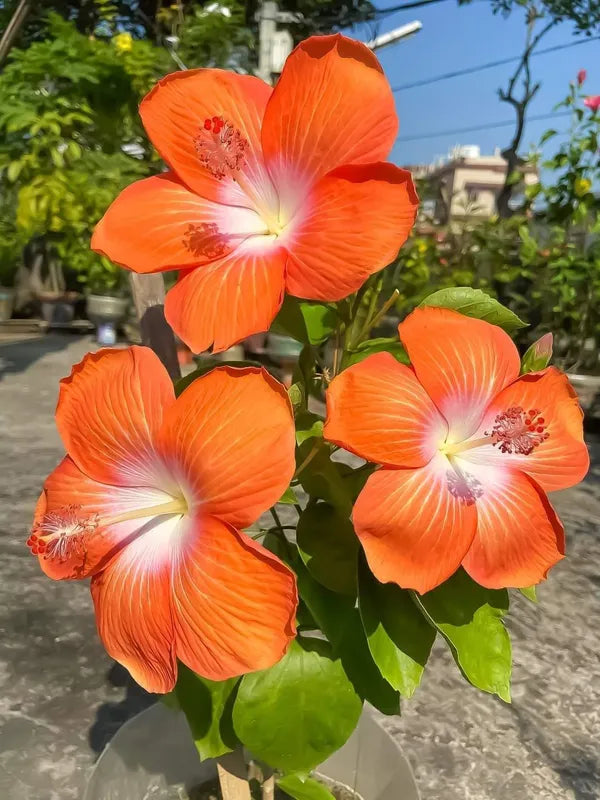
577,69 -> 586,86
584,95 -> 600,112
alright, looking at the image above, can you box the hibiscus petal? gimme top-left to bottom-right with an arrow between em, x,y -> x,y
165,240 -> 286,354
91,517 -> 179,693
91,172 -> 268,274
459,368 -> 589,492
172,514 -> 297,680
56,347 -> 175,487
33,456 -> 177,580
262,34 -> 397,207
140,70 -> 277,210
324,352 -> 447,467
284,163 -> 418,301
353,455 -> 478,594
158,366 -> 295,529
399,307 -> 521,442
462,465 -> 565,589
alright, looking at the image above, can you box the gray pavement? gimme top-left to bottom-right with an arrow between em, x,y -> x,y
0,333 -> 598,800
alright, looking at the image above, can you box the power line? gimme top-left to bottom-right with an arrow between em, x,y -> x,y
397,110 -> 571,142
391,35 -> 600,93
374,0 -> 450,18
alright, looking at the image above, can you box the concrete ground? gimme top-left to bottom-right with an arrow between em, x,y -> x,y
0,333 -> 598,800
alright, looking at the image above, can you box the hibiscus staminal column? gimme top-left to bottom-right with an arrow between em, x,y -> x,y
442,407 -> 549,457
28,495 -> 189,569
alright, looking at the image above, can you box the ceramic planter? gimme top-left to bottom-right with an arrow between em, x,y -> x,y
86,294 -> 129,345
84,702 -> 419,800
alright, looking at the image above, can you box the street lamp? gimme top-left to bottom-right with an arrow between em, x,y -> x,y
366,20 -> 423,52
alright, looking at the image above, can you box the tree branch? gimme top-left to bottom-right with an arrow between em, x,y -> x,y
0,0 -> 32,67
496,11 -> 558,217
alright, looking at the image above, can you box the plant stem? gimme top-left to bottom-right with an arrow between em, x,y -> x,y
332,326 -> 341,376
269,506 -> 285,535
368,288 -> 400,331
294,440 -> 321,478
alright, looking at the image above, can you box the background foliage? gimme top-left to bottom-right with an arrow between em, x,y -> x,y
390,76 -> 600,372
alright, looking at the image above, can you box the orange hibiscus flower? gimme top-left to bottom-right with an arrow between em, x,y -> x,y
28,347 -> 297,692
91,35 -> 418,354
324,307 -> 589,594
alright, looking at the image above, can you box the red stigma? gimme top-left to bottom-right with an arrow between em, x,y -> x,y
193,115 -> 249,180
28,505 -> 98,566
486,406 -> 549,455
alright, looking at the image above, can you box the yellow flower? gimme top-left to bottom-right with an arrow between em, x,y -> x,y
113,32 -> 133,53
416,240 -> 428,254
574,177 -> 591,197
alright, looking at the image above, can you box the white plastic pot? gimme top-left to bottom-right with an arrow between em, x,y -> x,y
84,702 -> 419,800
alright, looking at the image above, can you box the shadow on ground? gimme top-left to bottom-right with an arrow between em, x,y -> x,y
88,664 -> 156,757
0,334 -> 81,381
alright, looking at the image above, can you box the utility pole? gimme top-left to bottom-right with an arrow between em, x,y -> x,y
257,0 -> 278,84
256,0 -> 297,85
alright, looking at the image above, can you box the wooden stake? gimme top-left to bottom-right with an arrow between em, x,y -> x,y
129,273 -> 181,381
262,774 -> 275,800
216,751 -> 252,800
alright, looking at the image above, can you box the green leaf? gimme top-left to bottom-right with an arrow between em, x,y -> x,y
358,556 -> 435,698
160,690 -> 180,711
345,337 -> 409,368
336,608 -> 401,716
272,296 -> 337,345
174,665 -> 239,760
297,441 -> 352,515
413,569 -> 511,702
297,502 -> 359,595
300,302 -> 338,345
288,382 -> 305,411
279,486 -> 299,505
520,332 -> 553,374
295,411 -> 324,446
519,585 -> 537,603
278,774 -> 335,800
420,287 -> 527,333
540,128 -> 558,145
6,160 -> 22,182
233,638 -> 362,773
271,296 -> 308,343
294,554 -> 400,715
174,358 -> 263,396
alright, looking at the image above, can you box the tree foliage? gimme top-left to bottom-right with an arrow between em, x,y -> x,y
0,0 -> 376,54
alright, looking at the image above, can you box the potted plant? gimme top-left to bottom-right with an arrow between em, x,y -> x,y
82,255 -> 130,345
23,237 -> 81,324
27,36 -> 590,800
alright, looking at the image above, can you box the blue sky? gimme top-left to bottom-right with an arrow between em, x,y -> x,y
346,1 -> 599,167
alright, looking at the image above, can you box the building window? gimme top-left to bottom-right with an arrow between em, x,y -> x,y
467,188 -> 478,203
